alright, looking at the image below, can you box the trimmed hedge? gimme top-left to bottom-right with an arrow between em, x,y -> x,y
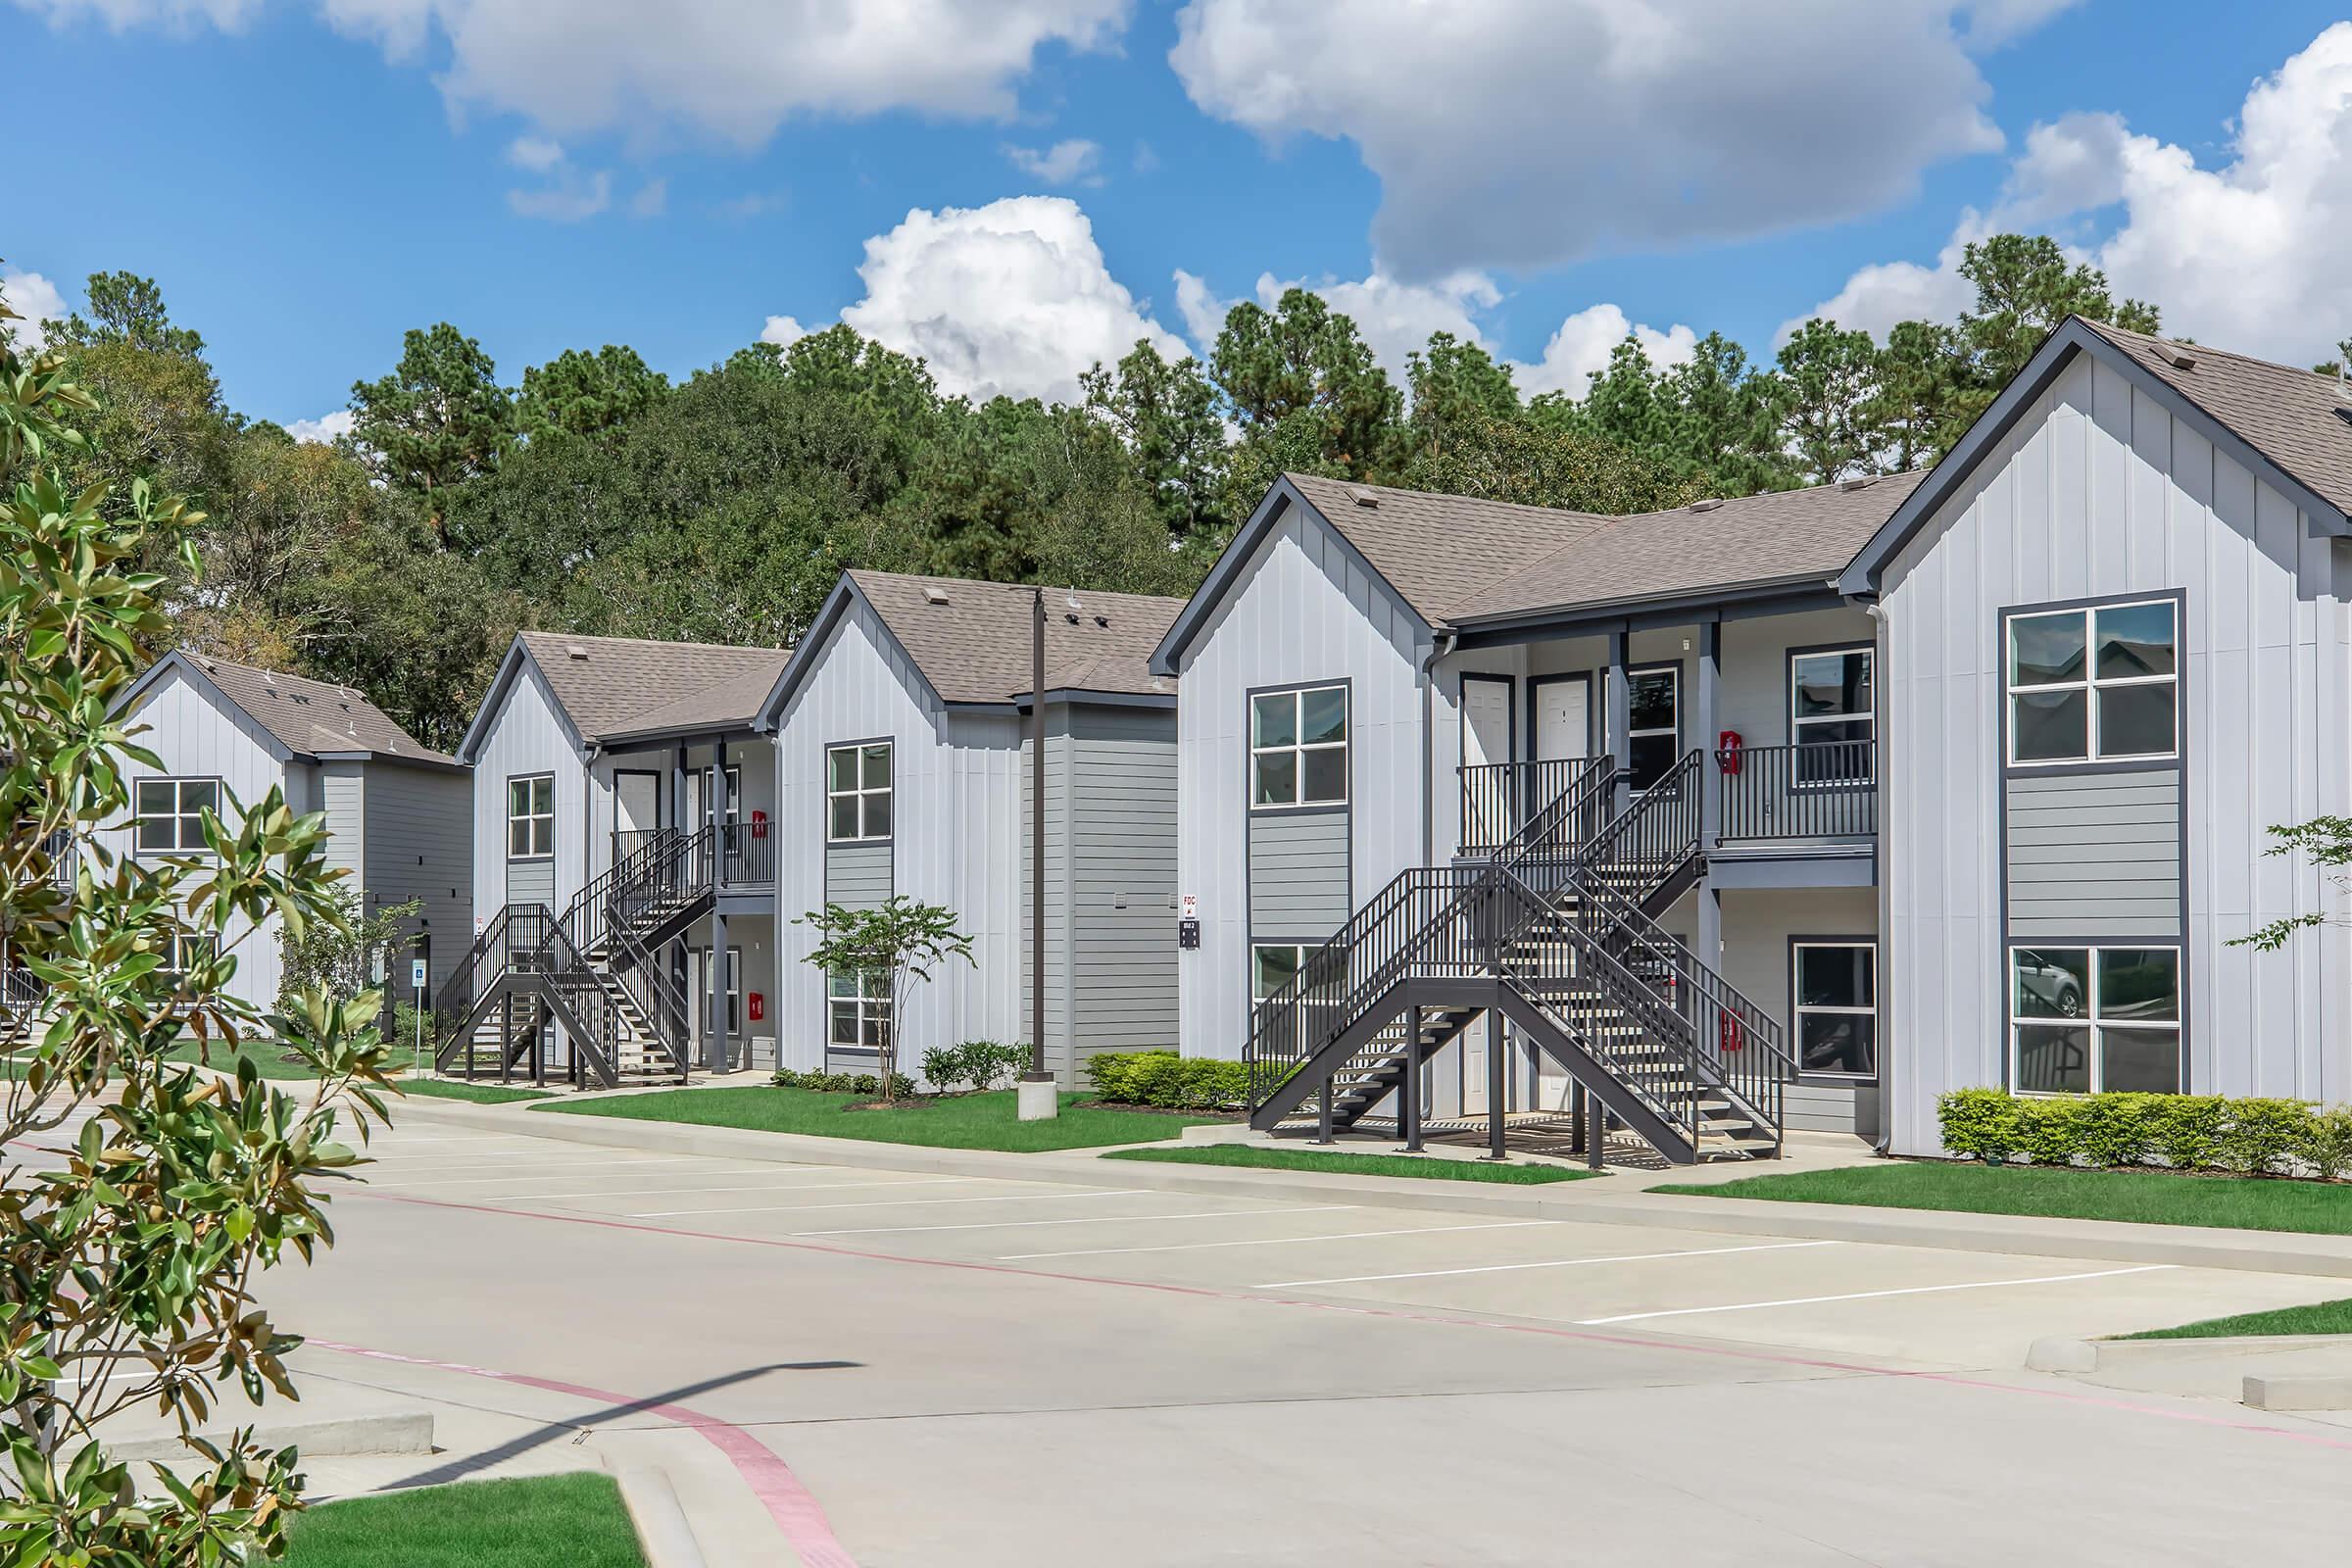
769,1068 -> 916,1098
1085,1051 -> 1249,1111
918,1041 -> 1030,1093
1940,1088 -> 2352,1179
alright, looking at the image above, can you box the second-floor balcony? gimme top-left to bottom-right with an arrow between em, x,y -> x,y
612,820 -> 776,890
1459,739 -> 1877,858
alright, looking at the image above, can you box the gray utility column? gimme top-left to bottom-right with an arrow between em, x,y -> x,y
1606,628 -> 1633,804
1693,620 -> 1722,971
707,744 -> 730,1073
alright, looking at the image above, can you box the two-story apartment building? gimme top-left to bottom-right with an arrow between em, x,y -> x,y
1154,317 -> 2352,1160
104,651 -> 470,1016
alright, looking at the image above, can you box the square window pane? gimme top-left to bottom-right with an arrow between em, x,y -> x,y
1300,747 -> 1346,804
1251,692 -> 1297,748
861,1015 -> 886,1049
827,971 -> 856,1000
2096,601 -> 2176,680
829,1003 -> 858,1045
1628,671 -> 1676,732
2016,1024 -> 2092,1094
2097,682 -> 2175,758
181,780 -> 219,816
1797,1012 -> 1876,1076
2010,611 -> 2086,686
829,797 -> 859,840
1253,945 -> 1300,1000
1253,751 -> 1298,807
509,778 -> 532,816
530,821 -> 552,858
861,745 -> 891,789
137,814 -> 175,853
1628,732 -> 1676,791
531,776 -> 553,814
136,780 -> 174,818
1793,651 -> 1871,719
510,821 -> 532,858
1298,686 -> 1347,746
2012,689 -> 2087,761
828,748 -> 858,792
2014,948 -> 2089,1020
863,791 -> 892,839
2097,949 -> 2179,1022
1797,946 -> 1875,1009
2101,1027 -> 2180,1093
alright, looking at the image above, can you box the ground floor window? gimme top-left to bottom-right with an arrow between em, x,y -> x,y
2010,945 -> 2180,1095
1252,943 -> 1308,1001
828,969 -> 889,1053
1791,941 -> 1876,1077
164,931 -> 214,986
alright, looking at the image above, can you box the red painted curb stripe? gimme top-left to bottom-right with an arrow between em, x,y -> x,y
308,1338 -> 859,1568
362,1188 -> 2352,1455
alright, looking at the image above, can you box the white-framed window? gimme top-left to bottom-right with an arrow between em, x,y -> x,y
696,945 -> 742,1037
163,931 -> 214,983
827,969 -> 889,1053
1252,943 -> 1309,1002
134,777 -> 220,856
1250,685 -> 1348,808
2010,945 -> 2180,1095
1791,941 -> 1877,1077
1624,667 -> 1679,790
1790,647 -> 1874,786
826,743 -> 892,842
507,774 -> 555,859
2006,599 -> 2178,765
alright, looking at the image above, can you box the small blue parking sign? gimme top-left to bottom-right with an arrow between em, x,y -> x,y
410,957 -> 427,991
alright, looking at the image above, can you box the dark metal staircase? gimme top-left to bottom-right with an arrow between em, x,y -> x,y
432,827 -> 714,1088
1244,752 -> 1795,1163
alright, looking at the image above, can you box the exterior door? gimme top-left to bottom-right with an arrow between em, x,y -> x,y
1534,676 -> 1590,762
614,770 -> 660,860
1460,674 -> 1513,850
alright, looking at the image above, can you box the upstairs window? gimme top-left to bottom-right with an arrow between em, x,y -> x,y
827,742 -> 892,841
2007,599 -> 2178,764
135,778 -> 219,856
1624,667 -> 1679,790
507,774 -> 555,859
1251,685 -> 1348,808
1790,648 -> 1874,785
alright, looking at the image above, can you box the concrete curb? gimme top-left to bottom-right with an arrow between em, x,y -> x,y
2025,1332 -> 2352,1374
104,1402 -> 433,1464
2243,1371 -> 2352,1410
383,1096 -> 2352,1280
613,1463 -> 709,1568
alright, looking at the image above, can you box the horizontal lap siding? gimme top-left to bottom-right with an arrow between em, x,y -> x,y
1882,351 -> 2352,1154
361,762 -> 473,992
1248,811 -> 1351,938
1071,713 -> 1179,1065
822,843 -> 892,909
2005,770 -> 2181,938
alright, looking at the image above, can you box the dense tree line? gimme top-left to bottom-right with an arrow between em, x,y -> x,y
3,231 -> 2204,751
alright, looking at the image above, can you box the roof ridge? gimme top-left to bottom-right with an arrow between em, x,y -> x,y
2082,315 -> 2344,386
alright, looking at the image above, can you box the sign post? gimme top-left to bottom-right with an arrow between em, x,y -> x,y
410,956 -> 427,1074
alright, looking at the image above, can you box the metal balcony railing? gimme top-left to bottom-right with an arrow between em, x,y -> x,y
1715,740 -> 1878,843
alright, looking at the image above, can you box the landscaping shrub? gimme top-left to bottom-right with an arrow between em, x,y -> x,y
1938,1088 -> 2352,1179
1085,1050 -> 1250,1110
916,1042 -> 1028,1093
918,1046 -> 970,1093
770,1067 -> 913,1097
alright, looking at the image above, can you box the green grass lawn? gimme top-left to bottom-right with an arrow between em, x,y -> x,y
1103,1144 -> 1598,1184
167,1040 -> 433,1080
285,1473 -> 642,1567
399,1078 -> 551,1103
1657,1160 -> 2352,1235
2120,1298 -> 2352,1340
537,1085 -> 1221,1152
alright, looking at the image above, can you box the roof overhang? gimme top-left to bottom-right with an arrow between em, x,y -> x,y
1014,687 -> 1178,711
314,749 -> 468,775
1148,477 -> 1435,677
1448,579 -> 1847,648
456,636 -> 590,764
1838,317 -> 2352,598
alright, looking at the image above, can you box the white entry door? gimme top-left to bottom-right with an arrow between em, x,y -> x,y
615,772 -> 660,836
1461,675 -> 1513,850
1534,678 -> 1590,762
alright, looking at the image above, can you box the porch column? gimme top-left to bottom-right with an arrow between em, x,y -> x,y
1606,628 -> 1632,799
1695,620 -> 1721,851
1397,1011 -> 1424,1154
707,745 -> 731,1073
669,745 -> 688,835
1696,882 -> 1722,979
712,738 -> 732,887
1482,1008 -> 1508,1160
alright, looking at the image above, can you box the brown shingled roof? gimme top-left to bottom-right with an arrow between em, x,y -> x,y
179,656 -> 454,764
2079,318 -> 2352,520
516,631 -> 792,743
1450,471 -> 1928,624
847,571 -> 1184,704
1283,473 -> 1607,622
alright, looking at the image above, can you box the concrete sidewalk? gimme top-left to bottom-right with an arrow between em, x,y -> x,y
379,1094 -> 2352,1281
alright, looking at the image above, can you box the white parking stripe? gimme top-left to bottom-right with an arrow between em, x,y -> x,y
627,1187 -> 1154,1218
478,1177 -> 979,1202
1259,1240 -> 1840,1290
799,1204 -> 1357,1239
1000,1218 -> 1556,1261
1576,1263 -> 2179,1325
365,1159 -> 775,1189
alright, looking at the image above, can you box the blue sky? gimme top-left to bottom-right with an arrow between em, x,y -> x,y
8,0 -> 2350,432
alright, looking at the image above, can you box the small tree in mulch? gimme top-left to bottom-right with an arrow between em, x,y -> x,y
795,897 -> 972,1103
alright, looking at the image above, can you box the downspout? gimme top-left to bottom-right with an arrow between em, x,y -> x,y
1865,600 -> 1893,1155
1420,629 -> 1457,867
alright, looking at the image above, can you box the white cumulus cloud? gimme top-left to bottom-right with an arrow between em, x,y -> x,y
767,196 -> 1189,406
1004,138 -> 1102,186
507,168 -> 611,222
285,409 -> 357,444
1175,268 -> 1499,383
1511,305 -> 1700,399
10,0 -> 262,28
1790,22 -> 2352,366
0,269 -> 69,349
504,133 -> 564,172
1169,0 -> 2064,279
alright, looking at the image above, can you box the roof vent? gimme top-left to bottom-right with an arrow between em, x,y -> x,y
2153,342 -> 2196,370
1348,486 -> 1380,509
1688,498 -> 1724,514
1092,614 -> 1108,628
565,643 -> 589,661
262,670 -> 274,686
1838,475 -> 1876,492
1065,612 -> 1081,625
922,585 -> 950,605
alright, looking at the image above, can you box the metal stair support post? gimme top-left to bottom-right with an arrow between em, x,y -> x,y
1483,1008 -> 1507,1160
1397,1010 -> 1423,1153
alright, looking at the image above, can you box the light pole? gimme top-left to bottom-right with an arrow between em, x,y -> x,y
1017,584 -> 1059,1120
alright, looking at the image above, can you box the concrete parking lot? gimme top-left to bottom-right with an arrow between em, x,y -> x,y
250,1117 -> 2352,1565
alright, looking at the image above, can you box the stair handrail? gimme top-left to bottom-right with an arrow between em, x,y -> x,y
432,904 -> 517,1054
1490,754 -> 1617,866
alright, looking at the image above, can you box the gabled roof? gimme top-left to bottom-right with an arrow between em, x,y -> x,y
1840,316 -> 2352,595
1282,473 -> 1607,622
117,651 -> 457,769
1453,471 -> 1927,626
459,631 -> 793,760
760,570 -> 1185,722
